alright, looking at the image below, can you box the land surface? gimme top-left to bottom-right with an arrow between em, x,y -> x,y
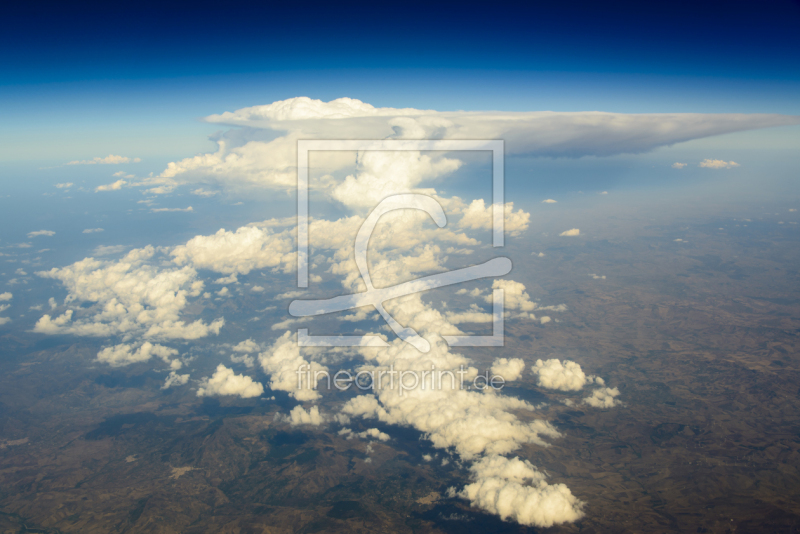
1,210 -> 799,533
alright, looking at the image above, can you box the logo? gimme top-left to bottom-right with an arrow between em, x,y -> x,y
289,140 -> 511,352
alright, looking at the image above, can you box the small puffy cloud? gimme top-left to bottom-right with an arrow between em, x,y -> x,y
95,179 -> 126,192
27,230 -> 55,238
488,279 -> 535,312
162,371 -> 190,389
589,273 -> 606,280
250,285 -> 265,292
583,387 -> 621,408
445,304 -> 493,325
213,273 -> 238,285
672,162 -> 687,169
699,159 -> 740,169
31,310 -> 74,333
96,342 -> 178,367
92,244 -> 127,256
83,228 -> 104,234
233,339 -> 260,353
191,188 -> 218,197
0,317 -> 11,325
55,182 -> 74,188
276,290 -> 304,299
459,455 -> 585,527
541,199 -> 557,204
230,353 -> 255,368
531,359 -> 590,391
459,199 -> 530,237
456,288 -> 484,297
0,292 -> 12,301
68,155 -> 141,165
197,364 -> 264,398
171,226 -> 294,275
559,228 -> 580,237
357,428 -> 390,441
491,358 -> 525,381
151,206 -> 194,213
282,405 -> 325,426
230,341 -> 259,367
258,331 -> 327,401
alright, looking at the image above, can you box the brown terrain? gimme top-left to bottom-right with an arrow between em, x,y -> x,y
1,207 -> 799,533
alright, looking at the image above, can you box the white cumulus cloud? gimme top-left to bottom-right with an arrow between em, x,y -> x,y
583,387 -> 621,408
491,358 -> 525,381
459,455 -> 585,527
191,188 -> 218,197
258,331 -> 328,401
95,179 -> 127,192
96,342 -> 179,367
531,359 -> 590,391
233,339 -> 260,353
281,405 -> 325,426
68,155 -> 141,165
151,206 -> 193,213
230,353 -> 255,368
34,246 -> 223,341
458,199 -> 530,237
162,371 -> 190,389
197,364 -> 264,398
357,428 -> 390,441
27,230 -> 55,238
699,159 -> 740,169
171,226 -> 294,275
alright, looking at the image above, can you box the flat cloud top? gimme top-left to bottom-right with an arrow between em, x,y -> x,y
138,97 -> 800,200
203,97 -> 800,158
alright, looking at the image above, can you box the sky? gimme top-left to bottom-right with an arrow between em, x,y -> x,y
2,0 -> 800,165
1,1 -> 799,529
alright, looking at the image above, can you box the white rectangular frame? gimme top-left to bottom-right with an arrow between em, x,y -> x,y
295,139 -> 506,348
297,139 -> 504,287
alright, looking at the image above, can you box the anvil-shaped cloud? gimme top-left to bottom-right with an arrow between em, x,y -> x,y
143,97 -> 799,196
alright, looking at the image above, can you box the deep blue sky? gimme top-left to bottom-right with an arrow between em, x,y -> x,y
4,0 -> 800,82
1,0 -> 798,165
